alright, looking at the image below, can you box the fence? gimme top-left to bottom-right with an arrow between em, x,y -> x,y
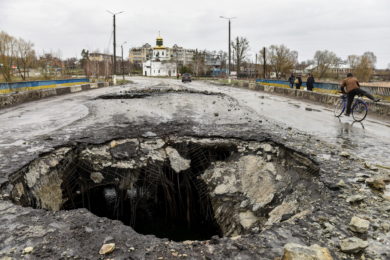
255,79 -> 390,97
0,78 -> 89,94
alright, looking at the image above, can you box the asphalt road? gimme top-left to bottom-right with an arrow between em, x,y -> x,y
0,77 -> 389,180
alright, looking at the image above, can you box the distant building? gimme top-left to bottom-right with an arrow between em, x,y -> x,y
89,53 -> 121,63
142,36 -> 177,77
129,44 -> 152,65
304,63 -> 352,75
171,45 -> 196,66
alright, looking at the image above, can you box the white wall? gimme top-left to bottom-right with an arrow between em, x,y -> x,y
143,61 -> 177,77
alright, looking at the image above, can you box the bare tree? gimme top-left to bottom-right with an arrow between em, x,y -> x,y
347,52 -> 377,81
0,31 -> 18,82
313,50 -> 342,79
347,55 -> 359,69
262,45 -> 297,79
39,52 -> 63,79
16,38 -> 36,80
80,49 -> 91,77
355,52 -> 376,81
218,50 -> 227,75
191,49 -> 206,77
231,36 -> 249,75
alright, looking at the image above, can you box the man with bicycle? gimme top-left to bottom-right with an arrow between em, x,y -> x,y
340,73 -> 380,116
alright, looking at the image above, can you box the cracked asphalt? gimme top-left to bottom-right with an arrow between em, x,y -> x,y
0,77 -> 389,259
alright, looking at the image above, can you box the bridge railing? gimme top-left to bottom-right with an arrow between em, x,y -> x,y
0,78 -> 89,94
255,79 -> 390,97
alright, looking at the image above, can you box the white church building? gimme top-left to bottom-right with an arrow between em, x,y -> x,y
143,36 -> 177,77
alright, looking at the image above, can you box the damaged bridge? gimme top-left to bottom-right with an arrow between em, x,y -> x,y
0,77 -> 389,259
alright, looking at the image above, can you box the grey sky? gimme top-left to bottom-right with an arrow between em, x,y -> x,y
1,0 -> 390,68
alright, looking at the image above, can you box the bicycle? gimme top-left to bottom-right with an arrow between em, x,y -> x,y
334,94 -> 368,122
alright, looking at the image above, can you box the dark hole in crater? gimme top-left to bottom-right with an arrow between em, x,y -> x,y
58,142 -> 236,241
61,165 -> 219,241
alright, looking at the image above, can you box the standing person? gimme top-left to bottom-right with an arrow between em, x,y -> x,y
341,73 -> 380,116
288,73 -> 295,88
295,75 -> 302,89
306,73 -> 315,91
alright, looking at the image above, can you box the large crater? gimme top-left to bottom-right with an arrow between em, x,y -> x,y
9,136 -> 320,241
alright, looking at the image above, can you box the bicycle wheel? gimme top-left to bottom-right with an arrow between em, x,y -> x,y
334,99 -> 345,117
352,100 -> 368,122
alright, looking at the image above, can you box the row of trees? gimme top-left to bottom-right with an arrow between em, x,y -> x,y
0,31 -> 84,82
227,35 -> 382,81
0,31 -> 35,81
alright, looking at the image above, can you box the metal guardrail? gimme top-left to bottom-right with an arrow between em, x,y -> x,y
255,79 -> 390,97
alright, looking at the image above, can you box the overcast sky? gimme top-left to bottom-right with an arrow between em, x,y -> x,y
1,0 -> 390,68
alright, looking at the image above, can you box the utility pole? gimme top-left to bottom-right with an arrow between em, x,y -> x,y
220,16 -> 236,78
107,10 -> 124,79
121,41 -> 127,80
263,47 -> 266,79
255,53 -> 258,78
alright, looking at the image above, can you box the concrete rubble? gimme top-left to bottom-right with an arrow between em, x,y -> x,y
0,78 -> 389,259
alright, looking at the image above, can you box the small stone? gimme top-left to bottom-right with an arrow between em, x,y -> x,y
239,211 -> 258,229
240,200 -> 249,208
380,223 -> 390,232
365,178 -> 386,190
281,243 -> 333,260
262,144 -> 273,152
182,240 -> 194,245
339,237 -> 368,253
339,151 -> 350,158
231,235 -> 241,241
276,175 -> 283,181
129,247 -> 135,251
346,195 -> 365,203
23,247 -> 33,254
99,243 -> 115,255
172,252 -> 179,257
90,172 -> 104,184
85,227 -> 93,233
364,162 -> 378,171
251,227 -> 260,233
324,222 -> 335,232
337,180 -> 347,188
349,216 -> 370,233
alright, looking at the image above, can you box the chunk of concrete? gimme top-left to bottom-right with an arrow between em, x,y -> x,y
281,243 -> 333,260
165,147 -> 191,173
349,216 -> 370,233
239,211 -> 258,229
339,237 -> 368,253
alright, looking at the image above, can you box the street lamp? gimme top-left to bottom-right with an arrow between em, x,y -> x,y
107,10 -> 124,79
220,16 -> 236,78
121,41 -> 127,80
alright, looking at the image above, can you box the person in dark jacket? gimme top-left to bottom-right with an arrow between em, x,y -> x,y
295,75 -> 302,89
288,73 -> 295,88
306,73 -> 315,91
